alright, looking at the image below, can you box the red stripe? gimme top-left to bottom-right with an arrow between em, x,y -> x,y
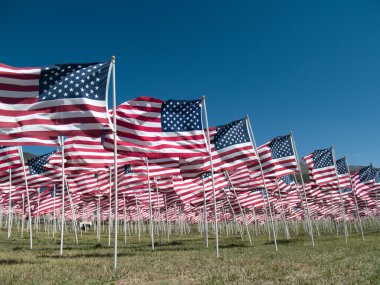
0,63 -> 39,70
0,83 -> 39,92
0,104 -> 106,116
117,130 -> 205,142
0,71 -> 40,80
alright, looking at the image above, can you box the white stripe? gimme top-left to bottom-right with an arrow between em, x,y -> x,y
0,67 -> 40,74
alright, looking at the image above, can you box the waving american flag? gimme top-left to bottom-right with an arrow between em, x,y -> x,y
0,62 -> 111,144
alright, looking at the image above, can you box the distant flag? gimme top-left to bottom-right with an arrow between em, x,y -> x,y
180,118 -> 258,178
0,146 -> 21,172
47,136 -> 132,169
303,147 -> 337,186
0,62 -> 112,144
3,152 -> 61,188
276,174 -> 296,196
323,157 -> 351,189
249,134 -> 298,179
103,96 -> 208,158
352,164 -> 376,197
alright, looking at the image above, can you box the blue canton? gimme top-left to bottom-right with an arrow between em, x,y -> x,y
39,186 -> 49,194
313,148 -> 334,169
375,171 -> 380,183
161,100 -> 202,132
269,135 -> 294,159
359,165 -> 375,182
202,172 -> 212,179
39,62 -> 110,102
340,188 -> 352,194
28,152 -> 55,175
124,164 -> 132,174
281,174 -> 294,185
214,119 -> 250,150
336,157 -> 348,175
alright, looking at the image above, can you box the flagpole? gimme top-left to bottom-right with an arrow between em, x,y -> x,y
331,146 -> 348,243
275,179 -> 291,240
64,179 -> 79,244
344,156 -> 365,241
224,170 -> 252,245
111,55 -> 119,270
202,95 -> 220,257
19,146 -> 33,249
59,136 -> 65,255
289,131 -> 315,246
146,158 -> 155,250
201,176 -> 209,248
123,193 -> 127,244
245,115 -> 278,251
7,169 -> 12,239
108,167 -> 112,247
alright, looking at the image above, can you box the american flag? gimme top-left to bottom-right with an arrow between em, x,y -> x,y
0,62 -> 111,143
323,157 -> 351,189
180,118 -> 258,178
276,174 -> 296,196
352,164 -> 376,198
102,96 -> 208,158
47,136 -> 132,170
0,146 -> 21,172
2,152 -> 61,188
303,148 -> 337,185
249,135 -> 297,179
132,157 -> 181,177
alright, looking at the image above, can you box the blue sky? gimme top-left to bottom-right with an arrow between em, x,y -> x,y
2,1 -> 380,166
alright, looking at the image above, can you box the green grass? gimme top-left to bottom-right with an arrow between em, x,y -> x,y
0,227 -> 379,285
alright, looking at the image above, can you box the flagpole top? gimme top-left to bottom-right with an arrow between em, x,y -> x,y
112,56 -> 116,62
202,95 -> 205,100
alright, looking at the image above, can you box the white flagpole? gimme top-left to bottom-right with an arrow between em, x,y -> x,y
344,156 -> 365,241
53,185 -> 57,239
108,167 -> 112,247
19,146 -> 33,249
224,170 -> 252,245
331,146 -> 348,243
59,136 -> 65,255
7,169 -> 12,239
21,193 -> 25,238
64,179 -> 79,244
146,158 -> 155,250
123,193 -> 127,244
201,176 -> 209,248
289,131 -> 315,246
245,116 -> 278,251
202,95 -> 220,257
111,56 -> 119,270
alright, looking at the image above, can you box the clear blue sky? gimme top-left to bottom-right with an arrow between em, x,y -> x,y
2,0 -> 380,166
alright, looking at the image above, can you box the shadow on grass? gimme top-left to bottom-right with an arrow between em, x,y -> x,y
37,252 -> 135,259
219,243 -> 250,249
0,259 -> 38,265
263,239 -> 304,245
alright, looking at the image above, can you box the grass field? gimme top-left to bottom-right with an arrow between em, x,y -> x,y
0,226 -> 379,285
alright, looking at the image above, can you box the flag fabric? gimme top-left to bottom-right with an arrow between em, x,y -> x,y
0,146 -> 21,172
303,147 -> 337,185
323,157 -> 351,189
276,174 -> 296,196
249,135 -> 298,179
48,136 -> 132,169
180,118 -> 258,178
352,165 -> 376,197
0,62 -> 112,143
2,152 -> 61,188
103,96 -> 208,158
